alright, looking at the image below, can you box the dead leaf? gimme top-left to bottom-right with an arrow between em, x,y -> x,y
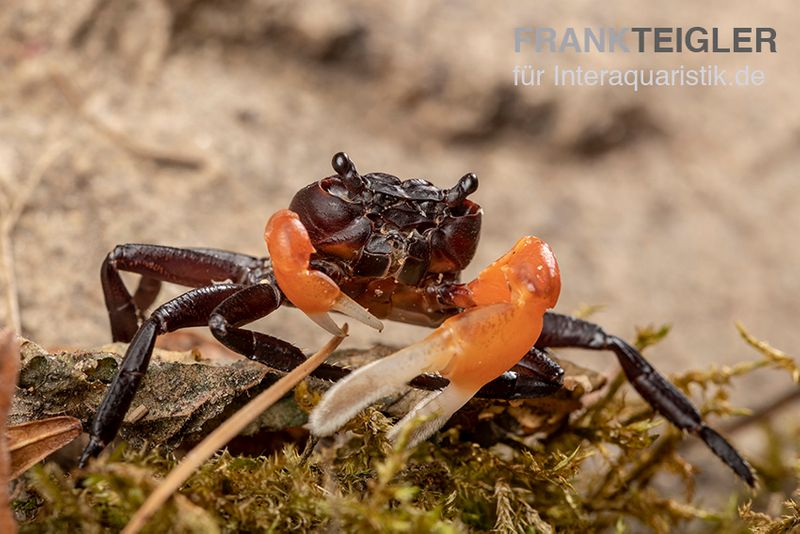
156,331 -> 243,364
6,416 -> 82,480
0,328 -> 20,534
10,339 -> 304,451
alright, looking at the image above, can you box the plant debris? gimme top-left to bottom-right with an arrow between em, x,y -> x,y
9,339 -> 306,451
0,328 -> 19,534
7,417 -> 82,481
9,339 -> 607,454
123,329 -> 347,534
7,324 -> 798,532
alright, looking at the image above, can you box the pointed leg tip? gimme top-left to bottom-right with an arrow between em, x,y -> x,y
734,461 -> 757,488
736,458 -> 757,488
698,425 -> 757,486
78,437 -> 105,468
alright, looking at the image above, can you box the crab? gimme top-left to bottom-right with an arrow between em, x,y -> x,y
79,153 -> 754,486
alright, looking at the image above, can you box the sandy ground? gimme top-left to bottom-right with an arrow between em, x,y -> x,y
0,0 -> 798,486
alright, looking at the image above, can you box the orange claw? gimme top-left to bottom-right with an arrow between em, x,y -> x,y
309,236 -> 560,446
265,209 -> 383,335
439,236 -> 560,390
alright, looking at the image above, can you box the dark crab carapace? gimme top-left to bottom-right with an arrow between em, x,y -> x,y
285,152 -> 482,327
80,152 -> 755,487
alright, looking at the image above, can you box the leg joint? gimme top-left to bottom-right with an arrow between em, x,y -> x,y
105,243 -> 135,265
142,313 -> 167,335
208,312 -> 227,337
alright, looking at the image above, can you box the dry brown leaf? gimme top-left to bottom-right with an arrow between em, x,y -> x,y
0,328 -> 20,534
6,416 -> 82,480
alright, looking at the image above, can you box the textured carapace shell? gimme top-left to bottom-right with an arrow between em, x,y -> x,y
289,153 -> 482,285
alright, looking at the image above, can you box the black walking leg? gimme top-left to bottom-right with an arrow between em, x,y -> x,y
80,283 -> 243,466
207,283 -> 355,380
101,244 -> 263,342
535,312 -> 755,486
473,347 -> 565,399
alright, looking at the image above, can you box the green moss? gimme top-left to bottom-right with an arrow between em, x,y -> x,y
13,325 -> 800,533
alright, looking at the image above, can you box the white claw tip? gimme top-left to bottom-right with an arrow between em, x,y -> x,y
330,293 -> 384,332
308,312 -> 348,337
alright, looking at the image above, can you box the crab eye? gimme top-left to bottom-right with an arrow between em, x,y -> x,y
446,173 -> 478,207
429,200 -> 482,272
331,151 -> 365,195
289,178 -> 370,260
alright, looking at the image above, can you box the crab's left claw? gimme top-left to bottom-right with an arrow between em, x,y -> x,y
265,209 -> 384,335
310,236 -> 561,447
308,325 -> 462,438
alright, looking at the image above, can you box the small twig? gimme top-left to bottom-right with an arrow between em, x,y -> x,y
298,435 -> 319,466
0,143 -> 66,334
122,328 -> 348,534
50,69 -> 207,170
577,368 -> 625,425
723,387 -> 800,435
600,432 -> 683,502
736,322 -> 799,384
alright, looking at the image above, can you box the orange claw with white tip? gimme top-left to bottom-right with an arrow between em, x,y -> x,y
309,236 -> 560,446
265,209 -> 384,335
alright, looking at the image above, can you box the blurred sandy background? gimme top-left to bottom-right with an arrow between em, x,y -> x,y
0,0 -> 797,467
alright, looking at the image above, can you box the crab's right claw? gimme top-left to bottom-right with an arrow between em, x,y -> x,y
308,328 -> 469,441
306,292 -> 383,336
265,209 -> 384,335
327,292 -> 384,332
307,302 -> 532,447
309,236 -> 561,447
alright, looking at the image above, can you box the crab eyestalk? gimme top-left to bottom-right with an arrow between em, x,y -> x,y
331,151 -> 365,195
309,236 -> 560,447
445,172 -> 479,207
265,209 -> 384,335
